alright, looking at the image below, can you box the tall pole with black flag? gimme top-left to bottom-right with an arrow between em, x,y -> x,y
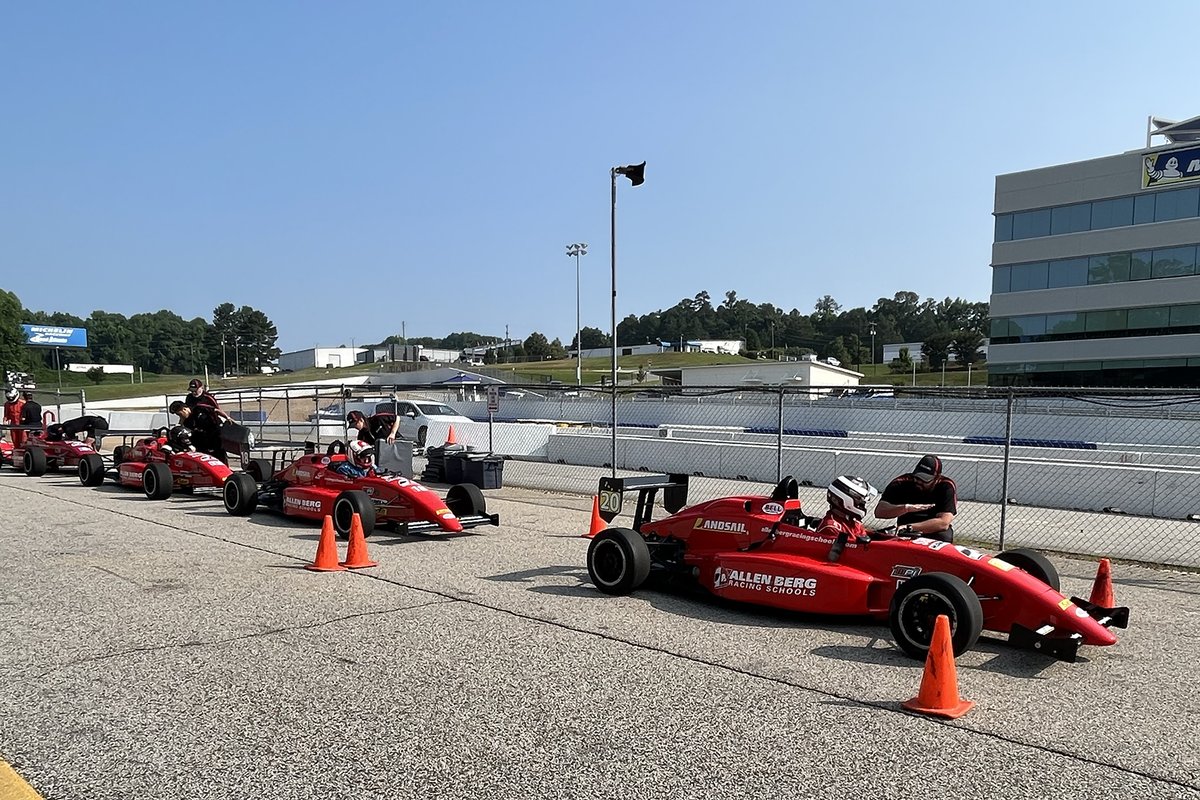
609,161 -> 645,477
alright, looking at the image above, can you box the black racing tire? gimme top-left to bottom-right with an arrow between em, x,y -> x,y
587,527 -> 652,596
889,572 -> 984,660
112,445 -> 130,465
445,483 -> 486,518
142,462 -> 174,500
997,548 -> 1060,591
332,490 -> 375,540
417,426 -> 428,448
23,448 -> 47,477
223,473 -> 259,516
78,454 -> 106,486
246,458 -> 276,483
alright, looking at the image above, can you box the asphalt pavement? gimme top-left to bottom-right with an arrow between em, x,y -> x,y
1,468 -> 1198,799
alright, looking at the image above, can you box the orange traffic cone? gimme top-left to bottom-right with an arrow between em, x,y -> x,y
582,495 -> 606,539
1089,558 -> 1115,607
340,513 -> 378,569
306,516 -> 347,572
901,614 -> 974,719
445,425 -> 458,446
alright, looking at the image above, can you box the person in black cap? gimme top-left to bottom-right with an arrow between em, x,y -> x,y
184,379 -> 234,423
874,454 -> 957,542
346,409 -> 400,446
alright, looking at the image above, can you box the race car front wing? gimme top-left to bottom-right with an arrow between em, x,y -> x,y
1008,596 -> 1130,662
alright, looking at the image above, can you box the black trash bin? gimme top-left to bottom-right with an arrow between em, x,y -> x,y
444,452 -> 467,484
462,454 -> 504,489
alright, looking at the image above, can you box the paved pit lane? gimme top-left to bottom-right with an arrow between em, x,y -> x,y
1,470 -> 1198,799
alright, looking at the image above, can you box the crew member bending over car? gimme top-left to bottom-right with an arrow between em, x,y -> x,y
45,415 -> 109,447
170,400 -> 228,463
346,410 -> 400,445
874,454 -> 957,542
330,440 -> 377,479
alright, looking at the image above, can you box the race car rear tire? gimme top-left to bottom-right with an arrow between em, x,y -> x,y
996,548 -> 1060,591
445,483 -> 486,518
889,572 -> 983,660
23,448 -> 46,477
142,463 -> 173,500
246,458 -> 276,483
79,454 -> 105,487
587,527 -> 651,596
224,473 -> 259,516
333,490 -> 375,540
112,445 -> 130,465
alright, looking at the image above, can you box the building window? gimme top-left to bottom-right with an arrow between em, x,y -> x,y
1011,209 -> 1051,240
995,214 -> 1013,242
1170,304 -> 1200,327
1153,187 -> 1200,223
1133,193 -> 1156,225
1047,257 -> 1089,288
1090,197 -> 1134,229
1050,203 -> 1091,235
1085,309 -> 1128,332
1127,306 -> 1170,331
1151,246 -> 1197,279
992,266 -> 1011,293
1088,253 -> 1130,284
1009,262 -> 1048,292
1131,250 -> 1152,280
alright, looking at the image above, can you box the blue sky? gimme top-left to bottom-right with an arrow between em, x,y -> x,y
2,1 -> 1194,352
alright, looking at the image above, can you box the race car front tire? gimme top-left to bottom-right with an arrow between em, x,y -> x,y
142,463 -> 174,500
587,527 -> 651,596
333,490 -> 375,540
446,483 -> 486,518
996,548 -> 1060,591
889,572 -> 983,660
223,473 -> 259,516
79,454 -> 105,487
112,445 -> 130,466
246,459 -> 276,483
23,448 -> 47,477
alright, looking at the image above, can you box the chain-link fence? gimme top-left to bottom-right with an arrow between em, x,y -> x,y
73,381 -> 1200,569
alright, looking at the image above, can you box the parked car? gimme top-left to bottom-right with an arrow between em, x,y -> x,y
371,400 -> 473,448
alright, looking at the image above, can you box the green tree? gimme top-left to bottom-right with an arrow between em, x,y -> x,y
523,331 -> 551,360
952,329 -> 985,365
0,290 -> 27,371
85,366 -> 106,384
921,331 -> 956,370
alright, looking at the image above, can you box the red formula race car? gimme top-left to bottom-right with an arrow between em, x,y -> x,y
222,448 -> 499,539
586,474 -> 1129,662
10,434 -> 101,477
80,431 -> 235,499
0,439 -> 11,467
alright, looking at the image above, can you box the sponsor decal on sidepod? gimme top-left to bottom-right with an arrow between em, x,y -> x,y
713,566 -> 817,596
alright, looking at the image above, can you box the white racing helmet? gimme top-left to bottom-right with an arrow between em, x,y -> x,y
4,388 -> 17,402
827,475 -> 878,520
348,439 -> 375,468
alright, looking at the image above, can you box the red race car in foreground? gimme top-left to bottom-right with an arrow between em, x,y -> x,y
586,474 -> 1129,662
222,444 -> 499,539
79,429 -> 235,499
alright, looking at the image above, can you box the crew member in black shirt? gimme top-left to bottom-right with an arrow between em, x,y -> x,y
19,392 -> 42,437
874,454 -> 957,542
170,400 -> 228,463
346,410 -> 400,446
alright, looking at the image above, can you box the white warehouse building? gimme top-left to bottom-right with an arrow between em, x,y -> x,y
278,347 -> 365,372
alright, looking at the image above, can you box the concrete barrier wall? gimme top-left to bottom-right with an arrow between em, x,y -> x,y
460,397 -> 1200,450
544,431 -> 1200,520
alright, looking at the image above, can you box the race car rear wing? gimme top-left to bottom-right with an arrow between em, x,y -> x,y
597,473 -> 689,531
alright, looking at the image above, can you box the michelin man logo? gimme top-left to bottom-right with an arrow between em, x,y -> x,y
1144,152 -> 1200,186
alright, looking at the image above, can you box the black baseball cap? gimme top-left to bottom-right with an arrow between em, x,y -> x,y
913,455 -> 942,482
346,410 -> 365,424
188,379 -> 203,390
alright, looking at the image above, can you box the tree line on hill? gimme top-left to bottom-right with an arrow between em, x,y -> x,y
0,290 -> 280,378
0,286 -> 988,378
378,290 -> 989,369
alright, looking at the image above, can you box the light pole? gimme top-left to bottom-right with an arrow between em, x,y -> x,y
869,321 -> 877,375
234,336 -> 240,376
221,335 -> 227,377
610,160 -> 646,477
566,242 -> 588,385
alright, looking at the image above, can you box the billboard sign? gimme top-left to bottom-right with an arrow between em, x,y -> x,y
1142,146 -> 1200,189
21,325 -> 89,348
